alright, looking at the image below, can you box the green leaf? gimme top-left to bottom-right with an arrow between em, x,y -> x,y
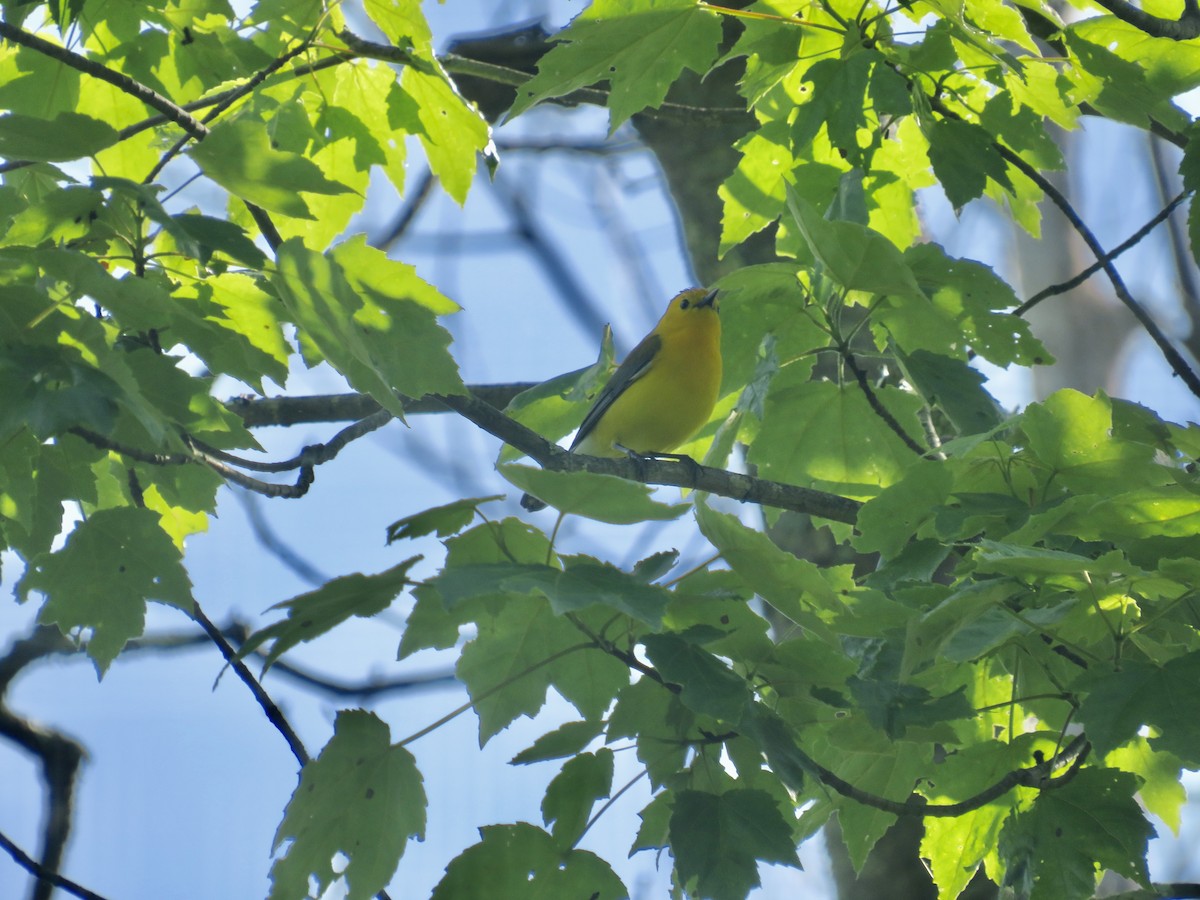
508,0 -> 723,130
632,790 -> 673,854
541,749 -> 614,849
190,116 -> 353,218
854,459 -> 953,558
847,677 -> 972,738
1022,390 -> 1166,492
272,238 -> 464,417
695,502 -> 845,636
431,823 -> 627,900
711,263 -> 828,391
809,719 -> 932,870
786,189 -> 924,298
793,53 -> 874,156
434,556 -> 671,628
497,345 -> 614,465
903,242 -> 1048,367
669,789 -> 801,899
920,738 -> 1042,900
401,66 -> 493,204
1105,738 -> 1186,834
239,557 -> 420,673
940,598 -> 1073,662
1077,652 -> 1200,766
499,462 -> 689,524
0,185 -> 104,248
896,349 -> 1003,435
999,768 -> 1154,900
18,507 -> 193,675
1065,17 -> 1200,129
510,719 -> 605,765
457,596 -> 629,742
0,112 -> 118,162
1181,123 -> 1200,196
747,373 -> 925,495
167,272 -> 291,392
641,633 -> 751,722
331,235 -> 461,316
171,213 -> 268,268
406,519 -> 553,649
738,705 -> 819,794
926,119 -> 1012,209
269,710 -> 425,900
0,343 -> 122,441
719,122 -> 803,255
386,496 -> 501,542
608,677 -> 693,787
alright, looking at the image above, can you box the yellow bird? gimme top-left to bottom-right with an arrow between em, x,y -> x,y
522,287 -> 722,511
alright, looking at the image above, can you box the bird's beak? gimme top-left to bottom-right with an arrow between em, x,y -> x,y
697,288 -> 719,309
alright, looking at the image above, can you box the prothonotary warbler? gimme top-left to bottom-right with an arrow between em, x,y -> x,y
522,287 -> 721,511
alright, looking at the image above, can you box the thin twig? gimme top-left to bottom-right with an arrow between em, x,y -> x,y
996,144 -> 1200,400
373,169 -> 437,251
1015,191 -> 1189,315
188,409 -> 394,472
842,350 -> 926,455
191,603 -> 309,767
143,32 -> 317,183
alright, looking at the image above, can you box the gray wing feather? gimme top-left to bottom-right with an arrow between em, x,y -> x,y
570,332 -> 661,451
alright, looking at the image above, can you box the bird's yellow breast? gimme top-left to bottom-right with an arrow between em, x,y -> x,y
575,302 -> 722,457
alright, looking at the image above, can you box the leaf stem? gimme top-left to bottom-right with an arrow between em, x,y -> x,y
397,642 -> 593,747
573,767 -> 649,849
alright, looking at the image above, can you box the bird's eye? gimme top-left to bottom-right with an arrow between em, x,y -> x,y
680,297 -> 690,309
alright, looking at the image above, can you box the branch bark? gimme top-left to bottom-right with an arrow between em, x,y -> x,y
435,390 -> 864,523
1088,0 -> 1200,39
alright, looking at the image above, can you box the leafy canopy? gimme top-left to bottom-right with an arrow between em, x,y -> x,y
3,0 -> 1200,898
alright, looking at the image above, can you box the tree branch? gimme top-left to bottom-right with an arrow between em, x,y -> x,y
70,407 -> 396,499
0,830 -> 108,900
0,710 -> 83,900
227,385 -> 537,427
191,604 -> 309,768
227,386 -> 862,521
797,728 -> 1090,817
1087,0 -> 1200,39
842,350 -> 927,456
0,22 -> 207,137
995,143 -> 1200,400
1015,190 -> 1190,316
435,390 -> 864,523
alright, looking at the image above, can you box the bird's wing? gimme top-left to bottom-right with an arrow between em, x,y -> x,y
570,331 -> 661,451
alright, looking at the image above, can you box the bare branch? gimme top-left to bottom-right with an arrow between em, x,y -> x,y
70,407 -> 396,499
372,169 -> 437,251
0,830 -> 108,900
227,385 -> 538,427
190,604 -> 309,767
0,710 -> 83,900
226,388 -> 861,521
995,143 -> 1200,400
1015,191 -> 1190,316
